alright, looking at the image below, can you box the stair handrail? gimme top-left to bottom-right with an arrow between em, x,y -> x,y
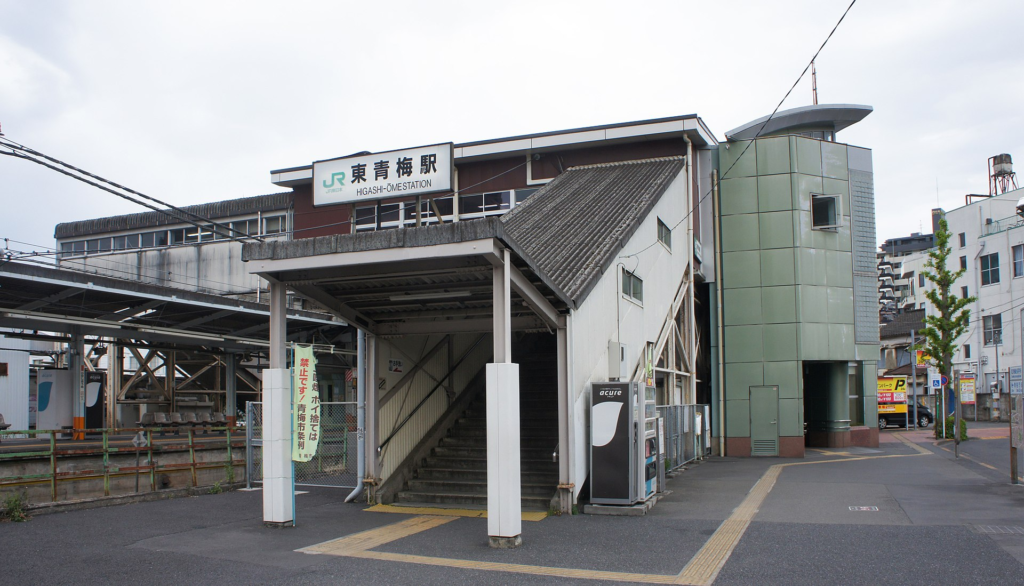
379,334 -> 486,452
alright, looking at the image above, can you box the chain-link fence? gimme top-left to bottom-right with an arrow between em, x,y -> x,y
657,404 -> 711,472
246,401 -> 359,489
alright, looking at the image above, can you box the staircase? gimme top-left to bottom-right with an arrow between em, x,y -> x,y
394,335 -> 559,511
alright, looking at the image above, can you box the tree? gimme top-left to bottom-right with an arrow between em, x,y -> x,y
918,217 -> 975,419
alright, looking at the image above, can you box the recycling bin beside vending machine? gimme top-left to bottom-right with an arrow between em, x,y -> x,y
590,382 -> 660,505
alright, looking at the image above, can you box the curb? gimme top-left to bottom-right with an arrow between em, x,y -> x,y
12,482 -> 248,518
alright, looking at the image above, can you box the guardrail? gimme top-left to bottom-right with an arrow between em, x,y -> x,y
657,405 -> 712,472
982,215 -> 1024,237
0,426 -> 243,503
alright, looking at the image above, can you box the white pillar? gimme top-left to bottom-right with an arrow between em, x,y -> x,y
488,248 -> 521,547
71,329 -> 86,440
262,367 -> 294,525
263,281 -> 293,526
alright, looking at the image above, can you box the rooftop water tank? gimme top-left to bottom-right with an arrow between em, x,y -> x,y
994,153 -> 1013,176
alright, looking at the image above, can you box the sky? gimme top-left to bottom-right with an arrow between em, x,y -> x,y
2,0 -> 1023,255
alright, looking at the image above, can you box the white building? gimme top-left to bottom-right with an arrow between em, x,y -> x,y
900,186 -> 1024,418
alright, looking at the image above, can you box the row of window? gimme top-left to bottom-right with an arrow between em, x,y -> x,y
353,190 -> 538,232
60,216 -> 288,257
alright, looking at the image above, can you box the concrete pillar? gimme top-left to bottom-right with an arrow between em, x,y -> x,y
263,281 -> 293,526
826,362 -> 851,447
269,282 -> 287,369
366,333 -> 379,484
262,367 -> 294,526
488,248 -> 521,548
226,353 -> 238,426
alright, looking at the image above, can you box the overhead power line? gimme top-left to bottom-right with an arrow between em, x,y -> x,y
0,134 -> 262,243
621,0 -> 858,261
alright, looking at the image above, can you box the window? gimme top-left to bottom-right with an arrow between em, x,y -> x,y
515,189 -> 538,204
621,268 -> 643,304
959,232 -> 966,248
459,191 -> 511,217
918,274 -> 925,287
984,314 -> 1002,346
959,256 -> 967,270
230,219 -> 259,237
964,344 -> 971,359
811,194 -> 841,229
657,218 -> 672,250
378,204 -> 400,229
981,253 -> 1000,285
962,286 -> 968,299
169,229 -> 186,245
1014,245 -> 1024,278
264,216 -> 286,235
355,206 -> 377,231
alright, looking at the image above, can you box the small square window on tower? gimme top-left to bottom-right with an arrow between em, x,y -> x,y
811,194 -> 842,230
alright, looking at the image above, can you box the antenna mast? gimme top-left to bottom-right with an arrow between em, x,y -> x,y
811,60 -> 819,105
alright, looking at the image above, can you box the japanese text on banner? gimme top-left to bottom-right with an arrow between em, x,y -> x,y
292,345 -> 320,462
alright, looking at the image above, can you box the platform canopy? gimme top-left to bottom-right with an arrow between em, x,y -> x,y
0,261 -> 345,350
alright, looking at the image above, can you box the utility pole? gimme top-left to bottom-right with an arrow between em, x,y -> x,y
994,328 -> 1002,421
911,330 -> 918,430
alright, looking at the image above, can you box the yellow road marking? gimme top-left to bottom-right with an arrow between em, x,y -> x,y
300,444 -> 932,585
365,504 -> 547,522
299,515 -> 458,556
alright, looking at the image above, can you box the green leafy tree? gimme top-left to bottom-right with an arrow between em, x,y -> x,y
918,218 -> 975,404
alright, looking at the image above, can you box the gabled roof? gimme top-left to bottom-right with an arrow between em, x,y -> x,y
880,308 -> 926,339
55,192 -> 293,239
242,157 -> 687,322
501,156 -> 685,307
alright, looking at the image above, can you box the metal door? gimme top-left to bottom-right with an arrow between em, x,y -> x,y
750,386 -> 779,456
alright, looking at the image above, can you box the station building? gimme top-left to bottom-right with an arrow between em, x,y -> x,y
43,105 -> 879,523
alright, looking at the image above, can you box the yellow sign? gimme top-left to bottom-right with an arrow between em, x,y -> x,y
878,403 -> 908,414
877,377 -> 908,393
916,350 -> 931,367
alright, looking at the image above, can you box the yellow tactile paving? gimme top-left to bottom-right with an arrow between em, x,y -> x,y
365,504 -> 548,521
299,515 -> 457,556
300,444 -> 933,585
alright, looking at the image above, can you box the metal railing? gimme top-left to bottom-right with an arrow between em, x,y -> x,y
246,401 -> 359,489
657,404 -> 711,472
982,215 -> 1024,237
0,426 -> 243,503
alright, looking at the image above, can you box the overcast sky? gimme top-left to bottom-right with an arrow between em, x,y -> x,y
2,0 -> 1022,255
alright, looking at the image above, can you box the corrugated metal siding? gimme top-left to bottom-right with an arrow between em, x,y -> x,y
850,167 -> 879,344
378,333 -> 492,481
55,192 -> 293,239
0,335 -> 32,431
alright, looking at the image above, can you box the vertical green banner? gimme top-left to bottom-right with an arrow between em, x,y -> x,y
292,345 -> 320,462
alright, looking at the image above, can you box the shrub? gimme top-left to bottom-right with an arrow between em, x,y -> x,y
934,415 -> 968,441
3,492 -> 28,522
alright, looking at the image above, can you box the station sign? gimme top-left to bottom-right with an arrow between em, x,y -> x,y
312,143 -> 453,206
1011,366 -> 1023,395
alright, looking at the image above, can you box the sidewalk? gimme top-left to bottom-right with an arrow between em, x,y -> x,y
3,434 -> 1024,585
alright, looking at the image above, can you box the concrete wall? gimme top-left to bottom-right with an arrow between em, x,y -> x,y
376,333 -> 492,481
567,167 -> 691,497
58,239 -> 271,297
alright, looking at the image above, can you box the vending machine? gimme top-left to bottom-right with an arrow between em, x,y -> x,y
36,369 -> 74,435
590,382 -> 660,505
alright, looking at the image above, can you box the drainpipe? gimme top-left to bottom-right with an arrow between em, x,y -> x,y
345,329 -> 366,502
712,168 -> 726,456
974,240 -> 985,422
684,136 -> 697,405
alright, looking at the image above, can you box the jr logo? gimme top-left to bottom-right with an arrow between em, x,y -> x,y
322,172 -> 346,188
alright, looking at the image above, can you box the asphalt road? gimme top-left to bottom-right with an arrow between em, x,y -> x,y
4,433 -> 1024,585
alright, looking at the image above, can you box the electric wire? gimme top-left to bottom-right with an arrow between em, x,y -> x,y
620,0 -> 859,261
0,136 -> 261,243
